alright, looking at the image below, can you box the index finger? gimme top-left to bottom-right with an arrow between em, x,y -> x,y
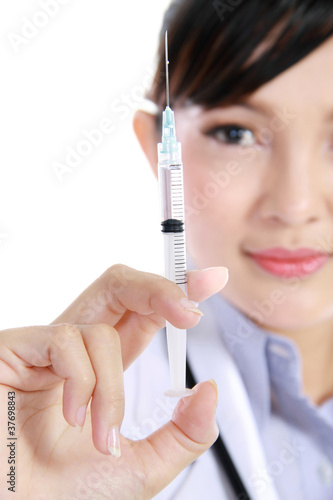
52,264 -> 206,329
52,265 -> 229,327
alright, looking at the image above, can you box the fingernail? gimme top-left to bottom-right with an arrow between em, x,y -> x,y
107,426 -> 121,458
203,266 -> 228,273
208,379 -> 219,403
75,404 -> 87,433
180,298 -> 204,316
206,267 -> 229,281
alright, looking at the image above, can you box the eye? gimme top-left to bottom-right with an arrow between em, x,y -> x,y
205,124 -> 255,146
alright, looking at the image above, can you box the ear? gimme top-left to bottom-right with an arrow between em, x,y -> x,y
133,110 -> 159,178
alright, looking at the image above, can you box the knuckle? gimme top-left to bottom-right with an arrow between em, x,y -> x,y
146,314 -> 166,331
80,368 -> 96,390
76,363 -> 97,394
103,264 -> 132,309
106,264 -> 129,285
48,324 -> 83,355
135,313 -> 165,335
91,323 -> 120,348
106,297 -> 126,316
52,323 -> 81,340
107,263 -> 126,274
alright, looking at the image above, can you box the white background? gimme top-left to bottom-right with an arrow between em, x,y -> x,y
0,0 -> 171,329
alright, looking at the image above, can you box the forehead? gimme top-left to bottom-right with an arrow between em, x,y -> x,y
248,36 -> 333,112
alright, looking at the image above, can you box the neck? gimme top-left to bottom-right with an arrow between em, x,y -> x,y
265,320 -> 333,406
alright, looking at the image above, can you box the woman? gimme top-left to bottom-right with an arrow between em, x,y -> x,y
1,0 -> 333,498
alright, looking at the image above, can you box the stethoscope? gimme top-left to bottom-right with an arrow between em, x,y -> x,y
186,362 -> 252,500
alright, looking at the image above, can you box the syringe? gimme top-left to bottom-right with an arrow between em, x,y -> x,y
158,32 -> 194,398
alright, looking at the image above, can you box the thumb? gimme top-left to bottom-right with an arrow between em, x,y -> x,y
136,380 -> 219,498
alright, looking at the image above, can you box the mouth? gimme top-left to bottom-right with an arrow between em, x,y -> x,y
245,247 -> 330,278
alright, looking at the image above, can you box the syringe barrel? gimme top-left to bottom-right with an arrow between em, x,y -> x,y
158,144 -> 185,223
165,322 -> 187,393
163,230 -> 188,394
158,150 -> 187,287
163,231 -> 187,289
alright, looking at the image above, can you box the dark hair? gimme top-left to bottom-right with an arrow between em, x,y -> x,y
148,0 -> 333,110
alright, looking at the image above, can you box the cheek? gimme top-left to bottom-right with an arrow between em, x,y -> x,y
182,144 -> 252,227
182,158 -> 249,263
181,130 -> 262,211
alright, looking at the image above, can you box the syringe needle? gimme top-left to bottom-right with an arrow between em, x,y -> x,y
165,31 -> 170,108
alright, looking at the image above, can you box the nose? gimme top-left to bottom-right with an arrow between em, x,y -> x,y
258,143 -> 327,227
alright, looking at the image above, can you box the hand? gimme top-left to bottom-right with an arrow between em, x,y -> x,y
0,264 -> 228,499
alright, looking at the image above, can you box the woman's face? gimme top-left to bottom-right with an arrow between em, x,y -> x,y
174,36 -> 333,333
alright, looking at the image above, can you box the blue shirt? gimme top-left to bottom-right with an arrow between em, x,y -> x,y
210,293 -> 333,499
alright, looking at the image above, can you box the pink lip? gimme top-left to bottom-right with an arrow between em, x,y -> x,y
247,247 -> 330,278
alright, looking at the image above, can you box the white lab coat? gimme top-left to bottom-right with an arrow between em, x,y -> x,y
122,297 -> 281,500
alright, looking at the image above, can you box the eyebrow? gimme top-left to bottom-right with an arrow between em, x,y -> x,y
203,100 -> 273,118
237,99 -> 333,122
233,100 -> 271,117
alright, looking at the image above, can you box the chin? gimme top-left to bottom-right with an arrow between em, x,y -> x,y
224,281 -> 333,334
244,296 -> 333,334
